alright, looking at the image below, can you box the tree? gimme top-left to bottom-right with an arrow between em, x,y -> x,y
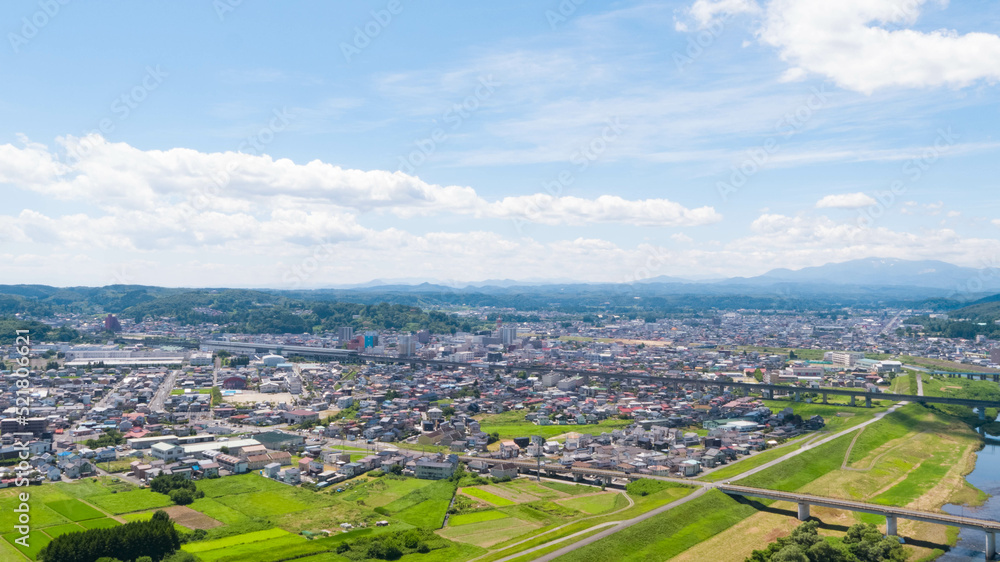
169,488 -> 194,505
747,521 -> 900,562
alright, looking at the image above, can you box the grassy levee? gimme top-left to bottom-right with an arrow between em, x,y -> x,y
476,482 -> 695,562
699,438 -> 808,482
552,489 -> 757,562
671,403 -> 986,561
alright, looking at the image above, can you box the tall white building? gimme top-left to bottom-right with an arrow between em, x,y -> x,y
500,326 -> 518,345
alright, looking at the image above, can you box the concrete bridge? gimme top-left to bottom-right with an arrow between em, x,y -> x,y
719,484 -> 1000,559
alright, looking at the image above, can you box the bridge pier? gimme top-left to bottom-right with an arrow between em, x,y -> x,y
797,502 -> 810,521
980,408 -> 987,421
822,392 -> 828,404
573,473 -> 582,482
865,395 -> 871,408
987,530 -> 996,560
794,391 -> 801,402
886,515 -> 897,537
850,395 -> 856,407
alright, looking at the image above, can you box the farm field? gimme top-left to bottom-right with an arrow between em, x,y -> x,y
460,486 -> 515,506
448,510 -> 510,526
439,516 -> 542,548
555,492 -> 627,515
45,499 -> 104,522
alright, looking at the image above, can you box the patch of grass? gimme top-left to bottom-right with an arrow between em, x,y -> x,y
481,485 -> 696,562
87,489 -> 173,514
195,535 -> 314,562
738,432 -> 851,491
340,476 -> 433,507
189,497 -> 255,526
538,481 -> 600,496
183,527 -> 290,553
3,530 -> 50,560
45,499 -> 105,522
462,487 -> 515,507
395,499 -> 452,529
384,480 -> 457,514
554,489 -> 756,562
439,516 -> 539,548
217,490 -> 315,517
449,509 -> 510,526
78,518 -> 121,530
557,493 -> 624,515
700,440 -> 808,482
40,523 -> 85,538
197,473 -> 291,498
120,512 -> 191,533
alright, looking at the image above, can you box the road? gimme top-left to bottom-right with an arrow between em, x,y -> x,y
149,369 -> 179,412
916,372 -> 924,396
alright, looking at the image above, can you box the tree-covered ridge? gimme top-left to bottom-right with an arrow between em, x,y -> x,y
116,290 -> 465,334
0,318 -> 82,345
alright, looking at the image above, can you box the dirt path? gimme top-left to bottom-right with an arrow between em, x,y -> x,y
916,372 -> 924,396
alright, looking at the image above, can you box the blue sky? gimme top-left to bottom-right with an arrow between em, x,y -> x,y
2,0 -> 1000,288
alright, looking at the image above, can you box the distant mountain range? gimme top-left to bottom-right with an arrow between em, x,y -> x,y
322,258 -> 1000,295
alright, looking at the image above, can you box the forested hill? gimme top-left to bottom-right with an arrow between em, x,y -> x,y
0,286 -> 467,335
120,290 -> 466,334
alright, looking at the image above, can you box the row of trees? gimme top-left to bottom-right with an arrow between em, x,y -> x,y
39,511 -> 181,562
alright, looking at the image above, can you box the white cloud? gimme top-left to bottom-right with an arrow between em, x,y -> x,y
682,0 -> 761,30
0,135 -> 719,228
815,192 -> 878,209
680,0 -> 1000,94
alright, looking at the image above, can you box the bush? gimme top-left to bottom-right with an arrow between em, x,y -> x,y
169,488 -> 194,505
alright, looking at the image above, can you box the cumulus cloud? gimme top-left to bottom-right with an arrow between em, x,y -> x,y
815,192 -> 878,209
680,0 -> 1000,94
0,135 -> 719,228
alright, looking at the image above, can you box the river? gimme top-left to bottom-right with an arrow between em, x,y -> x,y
938,430 -> 1000,561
